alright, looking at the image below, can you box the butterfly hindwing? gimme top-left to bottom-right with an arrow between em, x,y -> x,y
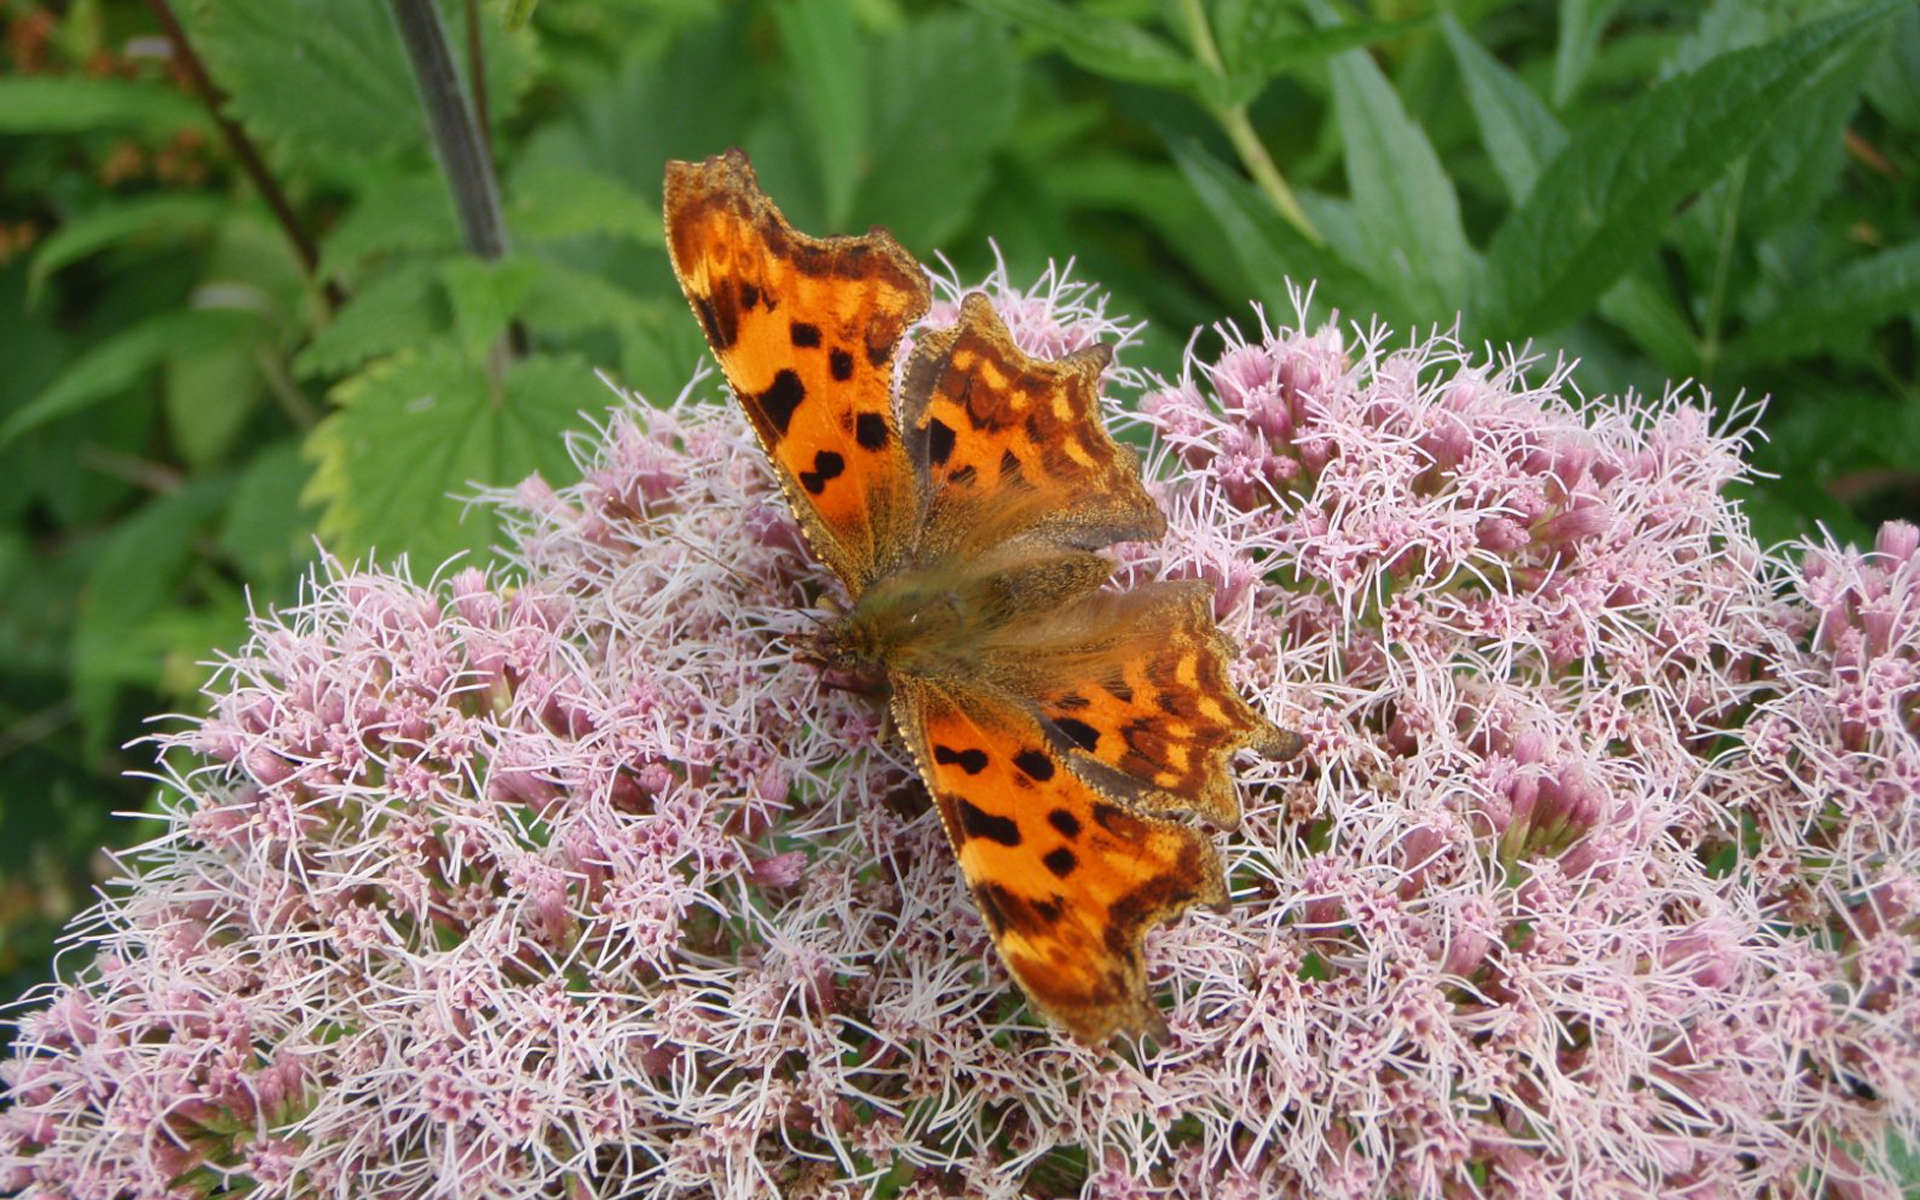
899,293 -> 1165,560
664,150 -> 927,589
892,676 -> 1228,1041
984,581 -> 1302,827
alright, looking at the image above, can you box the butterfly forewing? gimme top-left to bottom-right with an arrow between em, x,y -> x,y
664,150 -> 927,589
899,293 -> 1165,561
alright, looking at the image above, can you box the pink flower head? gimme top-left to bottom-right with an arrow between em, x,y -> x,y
5,278 -> 1917,1197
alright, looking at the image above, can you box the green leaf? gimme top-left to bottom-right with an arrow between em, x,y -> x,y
506,165 -> 662,243
1,307 -> 267,448
1475,0 -> 1904,340
188,0 -> 540,172
438,258 -> 541,357
217,438 -> 316,590
1730,240 -> 1920,364
294,263 -> 447,379
72,475 -> 231,743
1552,0 -> 1623,107
520,259 -> 660,338
165,341 -> 263,468
317,174 -> 461,280
303,348 -> 601,563
1595,271 -> 1697,376
1740,34 -> 1875,229
854,14 -> 1020,250
775,0 -> 868,231
0,77 -> 207,134
1864,3 -> 1920,130
963,0 -> 1196,88
1329,41 -> 1473,315
1441,14 -> 1567,205
28,195 -> 232,299
1215,6 -> 1432,108
1171,140 -> 1385,324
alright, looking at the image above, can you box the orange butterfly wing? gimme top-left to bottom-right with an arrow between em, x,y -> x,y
892,676 -> 1227,1041
985,581 -> 1302,828
664,150 -> 928,589
899,292 -> 1165,558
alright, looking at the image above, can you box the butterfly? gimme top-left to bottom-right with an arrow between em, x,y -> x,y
663,149 -> 1301,1041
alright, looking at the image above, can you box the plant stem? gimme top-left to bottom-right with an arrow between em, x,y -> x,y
463,0 -> 493,164
388,0 -> 509,263
143,0 -> 345,312
1177,0 -> 1320,244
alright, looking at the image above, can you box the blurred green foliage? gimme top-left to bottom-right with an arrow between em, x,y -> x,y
1,0 -> 1915,1018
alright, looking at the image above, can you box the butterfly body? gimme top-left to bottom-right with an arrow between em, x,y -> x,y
665,150 -> 1301,1041
817,543 -> 1114,680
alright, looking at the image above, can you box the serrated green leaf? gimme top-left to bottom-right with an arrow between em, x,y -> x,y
28,195 -> 232,300
438,258 -> 541,357
1475,0 -> 1903,340
1442,14 -> 1567,205
964,0 -> 1196,88
165,341 -> 263,468
1552,0 -> 1622,106
317,174 -> 461,280
188,0 -> 539,173
1329,42 -> 1473,315
775,0 -> 868,231
0,77 -> 207,134
295,263 -> 447,379
1171,139 -> 1385,323
1,307 -> 267,448
1730,240 -> 1920,365
506,165 -> 661,243
303,348 -> 600,563
854,13 -> 1019,249
520,258 -> 659,337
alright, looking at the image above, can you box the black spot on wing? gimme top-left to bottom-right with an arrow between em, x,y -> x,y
927,418 -> 955,466
1013,749 -> 1055,781
789,321 -> 821,347
957,798 -> 1021,846
693,295 -> 736,350
855,412 -> 888,451
798,450 -> 845,495
1091,801 -> 1142,838
999,448 -> 1021,477
1047,808 -> 1081,838
1043,847 -> 1078,878
974,884 -> 1007,935
830,349 -> 855,381
1055,716 -> 1101,751
979,882 -> 1064,935
739,282 -> 760,310
933,744 -> 989,775
757,370 -> 806,435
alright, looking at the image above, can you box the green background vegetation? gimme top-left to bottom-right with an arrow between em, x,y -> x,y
0,0 -> 1915,1019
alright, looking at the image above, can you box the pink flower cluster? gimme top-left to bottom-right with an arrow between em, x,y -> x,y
3,273 -> 1916,1198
